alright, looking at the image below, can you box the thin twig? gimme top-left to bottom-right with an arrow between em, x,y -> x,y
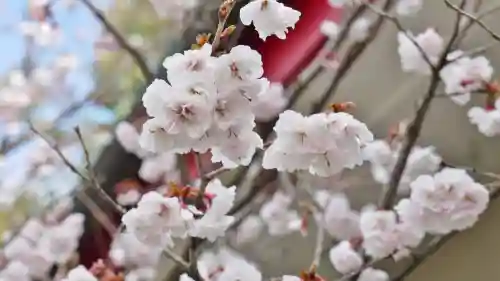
1,94 -> 102,155
162,249 -> 190,270
379,0 -> 466,209
211,0 -> 236,54
78,0 -> 153,83
30,123 -> 87,180
441,161 -> 500,180
445,0 -> 500,42
75,190 -> 117,235
448,41 -> 499,62
365,2 -> 435,69
311,0 -> 396,113
74,127 -> 126,214
310,223 -> 325,271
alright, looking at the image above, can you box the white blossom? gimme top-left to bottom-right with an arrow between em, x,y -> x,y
125,267 -> 156,281
116,121 -> 148,157
396,0 -> 423,16
138,152 -> 178,183
122,192 -> 193,247
440,55 -> 493,105
117,189 -> 142,207
163,43 -> 215,85
363,140 -> 441,194
240,0 -> 301,40
0,261 -> 30,281
234,215 -> 264,245
189,179 -> 236,242
62,266 -> 97,281
328,0 -> 348,7
197,248 -> 262,281
148,0 -> 198,20
19,219 -> 45,243
259,191 -> 302,236
109,232 -> 161,268
398,28 -> 443,74
329,241 -> 363,274
357,268 -> 389,281
397,168 -> 489,234
316,192 -> 361,240
468,99 -> 500,136
251,82 -> 287,121
140,44 -> 265,167
349,18 -> 371,42
360,209 -> 424,259
264,110 -> 373,177
320,20 -> 340,40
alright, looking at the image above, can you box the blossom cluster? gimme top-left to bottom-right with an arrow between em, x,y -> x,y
116,121 -> 179,182
468,98 -> 500,137
139,44 -> 266,169
362,139 -> 442,194
263,110 -> 374,177
1,203 -> 85,281
122,179 -> 236,246
396,168 -> 489,235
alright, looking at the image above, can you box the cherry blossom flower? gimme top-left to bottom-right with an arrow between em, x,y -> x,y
138,152 -> 178,183
148,0 -> 198,21
125,267 -> 156,281
282,276 -> 301,281
163,43 -> 215,85
357,268 -> 389,281
197,247 -> 262,281
0,261 -> 30,281
316,192 -> 361,240
140,45 -> 264,167
109,232 -> 161,268
440,55 -> 493,105
3,236 -> 33,261
142,79 -> 213,138
240,0 -> 301,40
234,215 -> 264,245
349,18 -> 371,42
398,28 -> 443,74
122,192 -> 194,247
328,0 -> 348,7
468,99 -> 500,136
259,191 -> 302,236
329,241 -> 363,274
397,168 -> 489,234
19,219 -> 45,243
117,189 -> 142,206
264,110 -> 373,177
396,0 -> 423,16
363,140 -> 441,194
190,179 -> 236,241
116,121 -> 147,157
251,82 -> 288,121
320,20 -> 340,40
62,265 -> 97,281
360,209 -> 424,259
37,224 -> 80,263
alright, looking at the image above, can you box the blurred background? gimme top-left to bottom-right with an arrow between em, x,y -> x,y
1,0 -> 500,281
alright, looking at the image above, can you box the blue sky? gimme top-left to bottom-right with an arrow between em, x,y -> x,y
0,0 -> 119,204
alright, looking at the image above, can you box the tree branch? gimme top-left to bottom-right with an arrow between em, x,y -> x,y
78,0 -> 154,83
74,127 -> 126,214
311,0 -> 396,113
379,0 -> 466,209
445,0 -> 500,42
